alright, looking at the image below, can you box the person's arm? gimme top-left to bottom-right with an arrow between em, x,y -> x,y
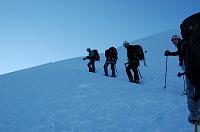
83,56 -> 90,60
170,51 -> 179,56
164,50 -> 179,56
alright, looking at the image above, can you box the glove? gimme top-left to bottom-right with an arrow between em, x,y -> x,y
177,72 -> 184,77
164,50 -> 171,56
124,62 -> 129,67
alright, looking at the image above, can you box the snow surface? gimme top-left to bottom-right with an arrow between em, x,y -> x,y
0,29 -> 193,132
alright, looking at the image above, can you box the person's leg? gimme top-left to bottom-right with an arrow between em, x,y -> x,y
186,77 -> 200,123
133,66 -> 139,82
104,62 -> 109,76
126,63 -> 133,82
91,60 -> 95,72
111,63 -> 116,77
87,61 -> 93,72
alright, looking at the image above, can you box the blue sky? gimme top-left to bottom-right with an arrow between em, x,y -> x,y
0,0 -> 199,74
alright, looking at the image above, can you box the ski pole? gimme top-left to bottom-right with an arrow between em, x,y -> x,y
164,56 -> 168,90
143,59 -> 147,67
138,68 -> 142,79
195,122 -> 198,132
177,72 -> 186,95
183,75 -> 186,95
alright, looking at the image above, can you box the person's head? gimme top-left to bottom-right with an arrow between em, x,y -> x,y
123,41 -> 129,48
86,48 -> 91,52
171,34 -> 181,46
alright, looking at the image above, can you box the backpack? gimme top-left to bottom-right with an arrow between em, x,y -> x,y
93,49 -> 100,61
105,47 -> 118,58
133,45 -> 145,60
180,12 -> 200,82
105,49 -> 110,58
109,47 -> 118,58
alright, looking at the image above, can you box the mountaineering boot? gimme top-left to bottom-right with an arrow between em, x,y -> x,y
92,68 -> 95,73
89,68 -> 93,72
110,74 -> 116,78
129,79 -> 134,83
111,71 -> 116,77
133,79 -> 140,84
104,67 -> 108,76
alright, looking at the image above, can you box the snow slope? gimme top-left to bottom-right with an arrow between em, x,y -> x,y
0,29 -> 193,132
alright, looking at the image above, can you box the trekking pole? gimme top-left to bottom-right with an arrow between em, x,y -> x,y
195,122 -> 198,132
143,59 -> 147,67
138,68 -> 143,79
164,56 -> 168,90
183,75 -> 186,95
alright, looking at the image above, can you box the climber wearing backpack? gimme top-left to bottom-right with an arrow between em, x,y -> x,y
180,12 -> 200,124
123,41 -> 144,84
104,47 -> 118,77
164,34 -> 184,67
83,48 -> 100,73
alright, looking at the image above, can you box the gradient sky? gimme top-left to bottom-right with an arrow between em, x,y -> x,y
0,0 -> 200,74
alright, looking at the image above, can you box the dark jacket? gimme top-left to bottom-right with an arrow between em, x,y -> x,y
85,50 -> 95,60
169,40 -> 185,65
